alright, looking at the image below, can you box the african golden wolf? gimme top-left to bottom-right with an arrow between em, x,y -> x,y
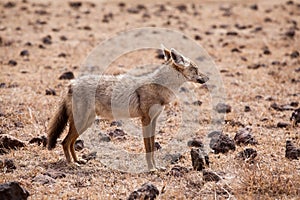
47,45 -> 209,171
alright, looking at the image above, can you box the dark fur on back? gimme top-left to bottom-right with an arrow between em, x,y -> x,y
47,99 -> 69,150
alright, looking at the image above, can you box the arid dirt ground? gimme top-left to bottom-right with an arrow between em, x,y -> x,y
1,0 -> 300,199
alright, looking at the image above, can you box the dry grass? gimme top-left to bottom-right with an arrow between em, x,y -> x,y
1,0 -> 300,199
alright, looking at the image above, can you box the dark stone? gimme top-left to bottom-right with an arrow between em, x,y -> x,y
210,133 -> 235,154
59,35 -> 68,41
0,182 -> 29,200
25,42 -> 32,46
128,183 -> 159,200
52,28 -> 60,32
38,44 -> 45,49
190,147 -> 209,171
59,71 -> 75,80
42,35 -> 52,45
277,122 -> 289,128
35,10 -> 48,15
290,51 -> 299,58
176,4 -> 187,12
231,48 -> 241,53
253,26 -> 263,32
249,4 -> 258,10
205,31 -> 213,35
108,128 -> 126,139
290,102 -> 299,107
271,61 -> 281,65
69,2 -> 82,9
3,2 -> 16,8
194,35 -> 202,40
118,2 -> 126,7
247,63 -> 266,69
237,148 -> 257,160
167,165 -> 189,177
290,108 -> 300,126
82,151 -> 97,161
82,26 -> 91,31
285,29 -> 295,38
203,170 -> 221,182
20,50 -> 29,57
264,17 -> 272,22
226,31 -> 238,36
244,106 -> 251,112
136,4 -> 146,10
0,134 -> 25,154
187,139 -> 204,148
285,140 -> 300,160
234,127 -> 258,145
263,48 -> 271,55
235,24 -> 248,30
8,60 -> 17,66
74,140 -> 84,151
215,103 -> 231,113
58,53 -> 67,57
0,83 -> 6,88
102,13 -> 113,23
45,88 -> 56,96
29,136 -> 47,147
192,100 -> 202,106
1,159 -> 16,173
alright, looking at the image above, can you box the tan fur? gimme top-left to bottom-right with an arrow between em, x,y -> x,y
47,45 -> 209,170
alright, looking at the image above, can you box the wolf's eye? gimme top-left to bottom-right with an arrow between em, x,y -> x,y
184,59 -> 190,67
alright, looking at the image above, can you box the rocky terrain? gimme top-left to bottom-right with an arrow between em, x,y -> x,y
1,0 -> 300,199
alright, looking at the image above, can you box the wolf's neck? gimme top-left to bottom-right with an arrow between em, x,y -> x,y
149,64 -> 186,93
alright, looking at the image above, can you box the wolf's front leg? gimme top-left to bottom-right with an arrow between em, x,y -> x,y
143,138 -> 155,171
142,124 -> 156,171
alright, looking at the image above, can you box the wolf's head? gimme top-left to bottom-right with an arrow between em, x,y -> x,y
161,45 -> 209,84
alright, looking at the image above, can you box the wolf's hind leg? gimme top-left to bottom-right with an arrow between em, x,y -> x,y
68,122 -> 80,162
62,125 -> 75,163
69,112 -> 95,163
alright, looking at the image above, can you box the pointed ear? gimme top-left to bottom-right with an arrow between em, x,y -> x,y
161,44 -> 171,61
170,48 -> 190,68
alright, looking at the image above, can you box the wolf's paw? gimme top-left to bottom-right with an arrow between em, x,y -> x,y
156,166 -> 166,171
75,158 -> 87,165
149,167 -> 158,173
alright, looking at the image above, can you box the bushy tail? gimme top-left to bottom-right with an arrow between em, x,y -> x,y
47,99 -> 69,150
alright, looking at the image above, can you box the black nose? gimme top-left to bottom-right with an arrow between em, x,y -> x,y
197,76 -> 209,84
